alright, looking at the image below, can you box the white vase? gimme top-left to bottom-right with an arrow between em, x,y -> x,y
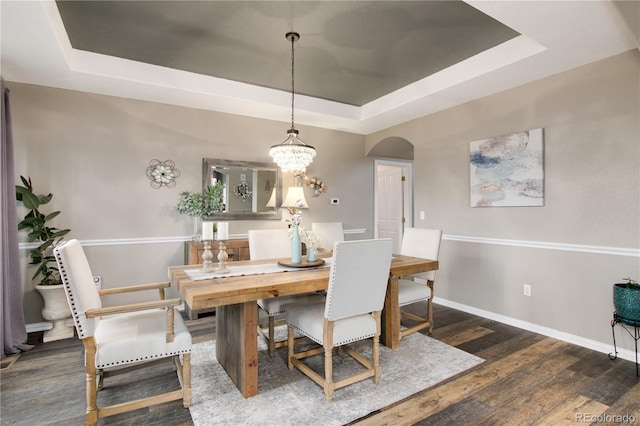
35,284 -> 74,342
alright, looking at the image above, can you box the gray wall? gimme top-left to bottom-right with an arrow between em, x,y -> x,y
9,83 -> 372,322
367,50 -> 640,354
9,50 -> 640,357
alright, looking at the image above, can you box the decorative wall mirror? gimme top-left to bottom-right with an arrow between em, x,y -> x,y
202,158 -> 282,220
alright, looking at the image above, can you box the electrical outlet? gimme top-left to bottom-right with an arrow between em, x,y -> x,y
331,198 -> 340,205
94,276 -> 102,289
419,211 -> 425,220
523,283 -> 531,297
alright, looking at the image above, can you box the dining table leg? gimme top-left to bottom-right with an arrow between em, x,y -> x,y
381,274 -> 401,349
215,301 -> 259,397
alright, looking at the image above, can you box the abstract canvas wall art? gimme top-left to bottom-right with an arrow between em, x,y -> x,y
470,128 -> 544,207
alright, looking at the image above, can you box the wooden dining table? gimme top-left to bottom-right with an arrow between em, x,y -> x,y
168,253 -> 438,397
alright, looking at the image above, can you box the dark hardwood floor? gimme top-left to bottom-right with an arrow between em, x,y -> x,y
1,304 -> 638,425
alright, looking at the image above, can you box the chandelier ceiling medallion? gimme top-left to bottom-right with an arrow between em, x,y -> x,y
269,32 -> 316,174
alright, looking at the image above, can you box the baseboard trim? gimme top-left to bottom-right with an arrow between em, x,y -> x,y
433,297 -> 638,363
26,322 -> 52,333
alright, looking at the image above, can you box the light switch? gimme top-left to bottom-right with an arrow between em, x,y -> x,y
419,211 -> 425,220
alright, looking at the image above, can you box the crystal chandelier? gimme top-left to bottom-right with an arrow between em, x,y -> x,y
269,32 -> 316,174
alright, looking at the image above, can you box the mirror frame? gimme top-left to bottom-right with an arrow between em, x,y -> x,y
202,158 -> 282,220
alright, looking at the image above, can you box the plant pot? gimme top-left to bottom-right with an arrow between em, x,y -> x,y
35,284 -> 74,342
613,283 -> 640,326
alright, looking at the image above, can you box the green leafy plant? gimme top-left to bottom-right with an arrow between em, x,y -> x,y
621,277 -> 639,290
177,182 -> 225,217
16,176 -> 71,285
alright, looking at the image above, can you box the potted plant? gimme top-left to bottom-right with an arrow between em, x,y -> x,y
16,176 -> 73,342
177,182 -> 224,241
613,277 -> 640,326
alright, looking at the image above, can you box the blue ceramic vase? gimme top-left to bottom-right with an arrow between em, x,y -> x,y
291,223 -> 302,264
306,247 -> 317,262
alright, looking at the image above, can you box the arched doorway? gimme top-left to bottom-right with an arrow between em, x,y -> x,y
367,137 -> 414,253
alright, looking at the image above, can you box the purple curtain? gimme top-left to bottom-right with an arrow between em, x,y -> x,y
1,77 -> 33,358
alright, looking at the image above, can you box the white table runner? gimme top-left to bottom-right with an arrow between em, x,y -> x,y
184,258 -> 333,281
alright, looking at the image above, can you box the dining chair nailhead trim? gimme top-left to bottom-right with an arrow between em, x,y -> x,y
288,324 -> 374,346
97,349 -> 191,368
57,260 -> 87,338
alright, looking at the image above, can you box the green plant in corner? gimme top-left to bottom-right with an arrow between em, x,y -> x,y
621,277 -> 639,289
177,182 -> 225,217
15,176 -> 71,285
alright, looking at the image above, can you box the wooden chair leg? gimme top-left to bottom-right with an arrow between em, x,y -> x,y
182,353 -> 192,408
323,320 -> 335,402
324,344 -> 334,401
399,281 -> 435,341
288,316 -> 387,402
268,316 -> 276,357
258,311 -> 282,357
97,370 -> 104,391
287,325 -> 294,370
427,280 -> 434,334
373,312 -> 381,384
85,370 -> 98,426
83,339 -> 98,426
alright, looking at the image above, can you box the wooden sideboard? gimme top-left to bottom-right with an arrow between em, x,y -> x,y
182,240 -> 250,319
184,239 -> 250,265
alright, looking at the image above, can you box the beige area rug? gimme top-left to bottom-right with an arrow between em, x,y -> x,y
189,327 -> 483,426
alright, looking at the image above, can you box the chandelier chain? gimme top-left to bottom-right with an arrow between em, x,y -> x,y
290,33 -> 295,131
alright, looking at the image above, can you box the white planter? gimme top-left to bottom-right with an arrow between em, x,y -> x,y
35,284 -> 74,342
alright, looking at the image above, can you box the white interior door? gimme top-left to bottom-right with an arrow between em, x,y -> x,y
376,165 -> 404,252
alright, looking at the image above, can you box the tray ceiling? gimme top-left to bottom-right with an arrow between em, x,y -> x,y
1,1 -> 637,134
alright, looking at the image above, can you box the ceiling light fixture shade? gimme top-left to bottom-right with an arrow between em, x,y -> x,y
269,32 -> 316,174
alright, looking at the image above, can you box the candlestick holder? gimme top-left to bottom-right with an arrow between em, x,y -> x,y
215,241 -> 231,274
200,240 -> 215,272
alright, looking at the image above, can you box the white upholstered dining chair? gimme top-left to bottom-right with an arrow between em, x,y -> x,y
286,238 -> 393,401
53,239 -> 192,426
248,229 -> 324,356
311,222 -> 345,252
398,227 -> 443,341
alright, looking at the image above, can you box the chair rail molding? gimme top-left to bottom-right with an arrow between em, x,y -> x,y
444,234 -> 640,258
18,228 -> 368,250
18,232 -> 636,257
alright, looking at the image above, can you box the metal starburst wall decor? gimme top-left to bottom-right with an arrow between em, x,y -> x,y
146,159 -> 181,189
